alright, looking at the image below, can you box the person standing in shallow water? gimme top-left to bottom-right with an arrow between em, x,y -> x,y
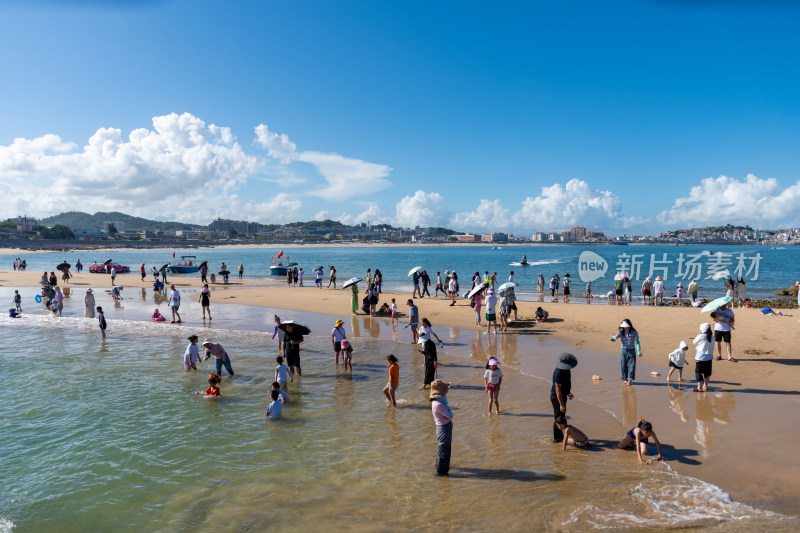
550,353 -> 577,442
430,380 -> 453,476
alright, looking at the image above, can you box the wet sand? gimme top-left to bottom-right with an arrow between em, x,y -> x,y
3,269 -> 800,517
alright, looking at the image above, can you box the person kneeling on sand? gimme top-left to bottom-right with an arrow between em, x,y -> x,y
555,416 -> 595,450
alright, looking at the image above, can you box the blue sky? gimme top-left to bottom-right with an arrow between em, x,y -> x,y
1,0 -> 799,235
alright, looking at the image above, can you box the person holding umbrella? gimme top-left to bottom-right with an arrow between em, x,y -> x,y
551,353 -> 577,441
282,322 -> 307,376
713,301 -> 737,362
199,261 -> 208,283
202,339 -> 234,376
418,317 -> 443,389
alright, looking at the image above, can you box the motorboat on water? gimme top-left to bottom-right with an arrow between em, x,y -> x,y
168,256 -> 199,274
269,253 -> 297,276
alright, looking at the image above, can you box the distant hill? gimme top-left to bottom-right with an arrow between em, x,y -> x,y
39,212 -> 203,232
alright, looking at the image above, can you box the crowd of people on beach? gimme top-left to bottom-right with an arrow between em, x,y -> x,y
7,254 -> 760,477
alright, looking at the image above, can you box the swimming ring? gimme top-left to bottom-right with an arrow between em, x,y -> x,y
35,294 -> 42,303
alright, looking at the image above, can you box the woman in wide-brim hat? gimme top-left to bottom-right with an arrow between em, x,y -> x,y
83,288 -> 96,318
610,319 -> 642,386
430,379 -> 453,475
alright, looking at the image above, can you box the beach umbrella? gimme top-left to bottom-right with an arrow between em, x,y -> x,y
219,270 -> 231,276
467,282 -> 489,299
497,281 -> 518,292
700,296 -> 733,313
57,262 -> 71,271
408,266 -> 422,277
278,320 -> 311,336
159,263 -> 170,272
313,266 -> 324,272
711,270 -> 730,281
342,277 -> 362,289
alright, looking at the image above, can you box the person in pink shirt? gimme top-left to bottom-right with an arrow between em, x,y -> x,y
430,380 -> 453,475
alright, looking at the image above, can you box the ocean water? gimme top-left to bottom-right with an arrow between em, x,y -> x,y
1,288 -> 795,532
2,244 -> 796,301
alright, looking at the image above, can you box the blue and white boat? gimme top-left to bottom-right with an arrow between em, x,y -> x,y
269,253 -> 296,276
167,256 -> 199,274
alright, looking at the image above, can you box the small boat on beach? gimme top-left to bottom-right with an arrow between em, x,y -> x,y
167,256 -> 199,274
269,252 -> 297,276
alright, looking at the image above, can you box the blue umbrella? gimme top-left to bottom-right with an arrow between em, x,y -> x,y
700,296 -> 732,313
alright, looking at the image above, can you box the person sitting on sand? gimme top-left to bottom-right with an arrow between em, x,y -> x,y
535,307 -> 549,323
555,416 -> 594,450
376,302 -> 391,316
617,419 -> 663,462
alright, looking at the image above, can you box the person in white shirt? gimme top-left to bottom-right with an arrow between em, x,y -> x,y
485,288 -> 498,335
169,285 -> 182,323
484,357 -> 503,414
666,341 -> 688,382
266,389 -> 284,419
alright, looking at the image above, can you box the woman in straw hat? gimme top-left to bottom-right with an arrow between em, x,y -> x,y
430,379 -> 453,475
331,319 -> 347,365
83,288 -> 95,318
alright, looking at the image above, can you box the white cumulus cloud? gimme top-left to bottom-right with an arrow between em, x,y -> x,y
657,174 -> 800,228
451,199 -> 510,232
394,190 -> 449,228
512,179 -> 624,231
0,112 -> 262,223
253,124 -> 392,200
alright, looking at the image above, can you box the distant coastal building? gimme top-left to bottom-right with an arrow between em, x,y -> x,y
72,227 -> 105,240
15,216 -> 37,232
481,233 -> 508,243
456,234 -> 481,242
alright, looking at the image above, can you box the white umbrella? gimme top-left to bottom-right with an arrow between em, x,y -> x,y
408,266 -> 422,277
711,270 -> 730,281
497,282 -> 518,292
342,277 -> 362,289
467,282 -> 489,299
613,272 -> 626,281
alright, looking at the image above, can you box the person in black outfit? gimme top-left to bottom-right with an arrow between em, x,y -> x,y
550,353 -> 578,441
421,270 -> 431,298
284,324 -> 305,376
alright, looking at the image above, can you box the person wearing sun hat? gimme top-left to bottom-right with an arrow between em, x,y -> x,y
610,319 -> 642,386
652,276 -> 665,306
331,319 -> 347,365
484,358 -> 503,414
430,379 -> 453,475
202,339 -> 234,376
551,353 -> 577,441
83,288 -> 95,318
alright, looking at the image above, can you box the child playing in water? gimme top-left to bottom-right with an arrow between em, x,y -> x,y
184,335 -> 199,371
275,355 -> 292,389
272,316 -> 285,353
341,338 -> 353,371
382,355 -> 399,407
152,309 -> 165,321
666,341 -> 688,382
617,419 -> 663,462
266,389 -> 283,418
555,416 -> 593,450
271,382 -> 289,403
484,357 -> 503,414
390,298 -> 398,325
97,306 -> 106,340
197,377 -> 220,397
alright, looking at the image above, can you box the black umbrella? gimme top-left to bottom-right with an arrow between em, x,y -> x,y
198,261 -> 208,269
278,320 -> 311,336
219,270 -> 230,276
313,266 -> 324,272
104,258 -> 113,265
57,262 -> 71,271
159,263 -> 170,272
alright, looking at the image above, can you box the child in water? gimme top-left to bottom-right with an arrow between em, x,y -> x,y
266,389 -> 283,418
97,306 -> 106,339
271,382 -> 289,403
484,357 -> 503,415
341,339 -> 353,371
666,341 -> 688,382
184,335 -> 199,371
197,377 -> 221,397
275,355 -> 292,389
617,419 -> 663,462
555,416 -> 594,450
152,308 -> 165,321
390,298 -> 398,325
383,355 -> 399,407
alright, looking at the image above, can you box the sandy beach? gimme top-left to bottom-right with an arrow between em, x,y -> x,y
3,268 -> 799,516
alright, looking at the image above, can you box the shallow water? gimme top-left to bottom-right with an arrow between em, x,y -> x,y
1,289 -> 797,532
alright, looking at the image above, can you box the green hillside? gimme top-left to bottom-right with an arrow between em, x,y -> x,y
39,212 -> 203,232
